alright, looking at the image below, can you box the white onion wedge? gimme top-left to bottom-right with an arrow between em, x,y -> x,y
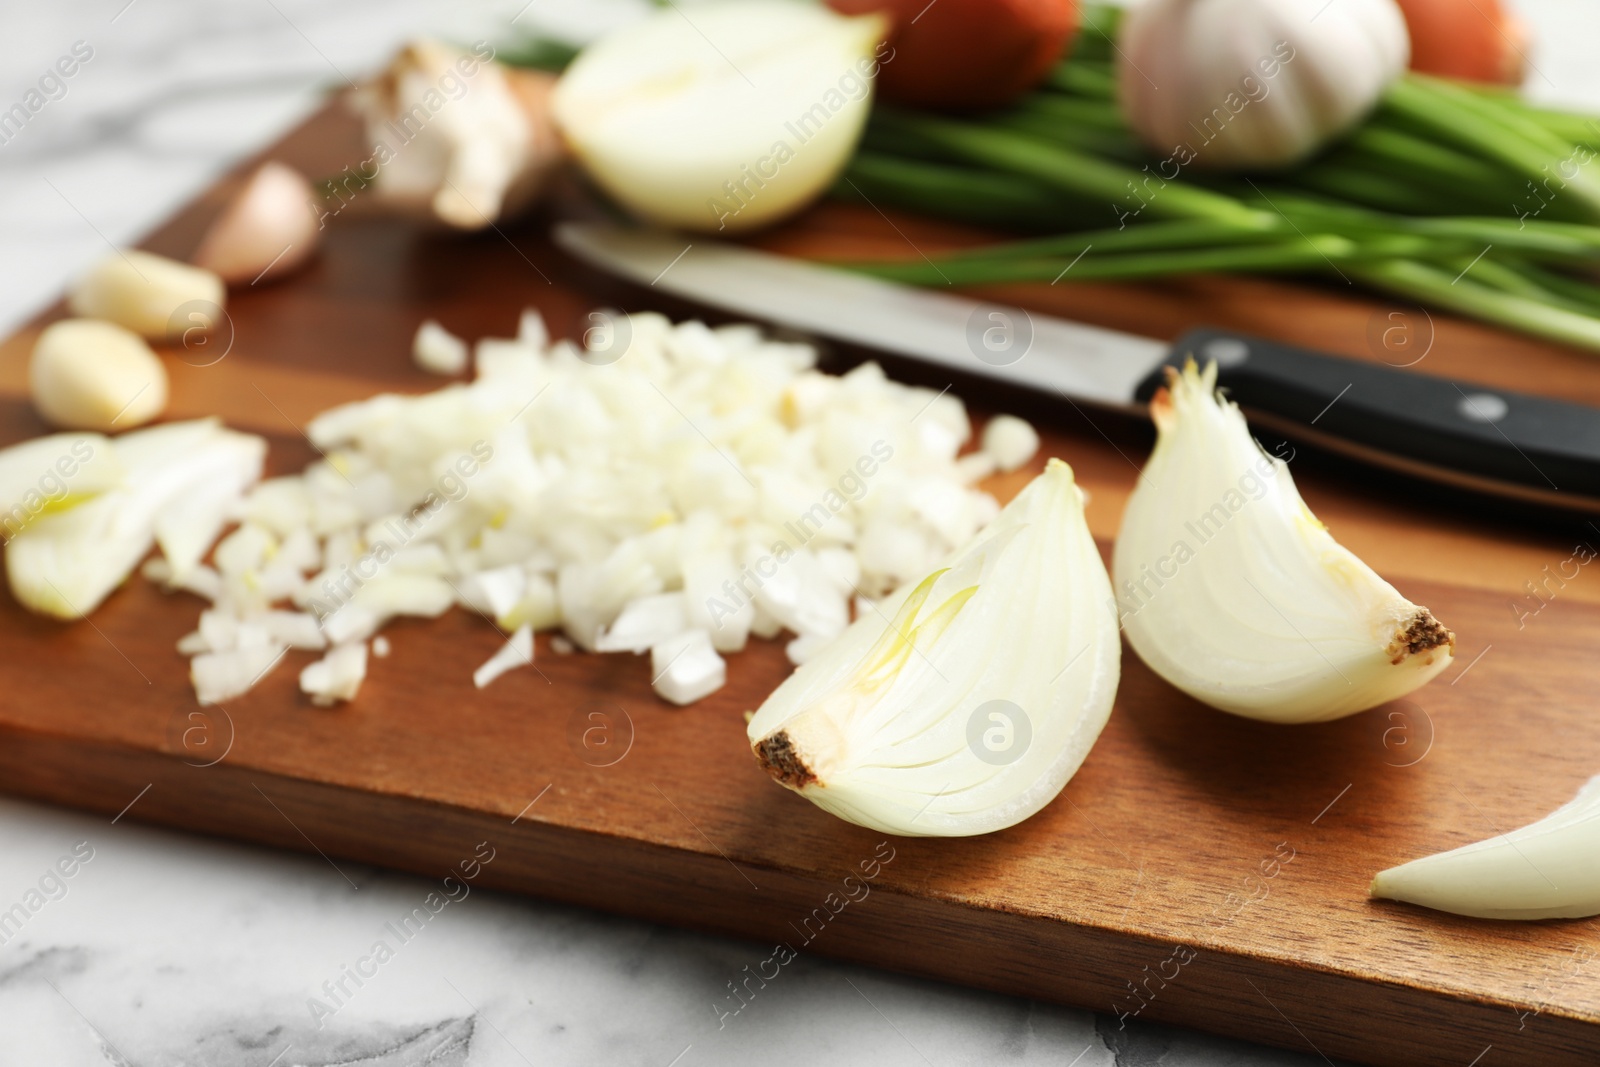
1113,362 -> 1454,722
0,432 -> 122,539
5,420 -> 264,619
747,459 -> 1120,837
552,0 -> 886,232
1372,775 -> 1600,919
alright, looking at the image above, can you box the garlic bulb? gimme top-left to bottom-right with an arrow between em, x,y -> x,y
348,41 -> 564,229
30,319 -> 168,431
552,0 -> 887,233
192,162 -> 321,285
747,459 -> 1121,837
1118,0 -> 1410,167
1372,775 -> 1600,919
6,420 -> 264,619
1113,362 -> 1452,722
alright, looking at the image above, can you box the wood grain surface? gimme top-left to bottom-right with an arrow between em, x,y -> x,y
3,103 -> 1600,1067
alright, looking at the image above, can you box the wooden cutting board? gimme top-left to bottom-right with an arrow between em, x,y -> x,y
4,103 -> 1600,1067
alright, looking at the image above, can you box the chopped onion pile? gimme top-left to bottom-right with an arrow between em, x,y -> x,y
120,310 -> 1025,707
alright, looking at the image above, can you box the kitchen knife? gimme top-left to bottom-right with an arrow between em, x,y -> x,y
555,222 -> 1600,512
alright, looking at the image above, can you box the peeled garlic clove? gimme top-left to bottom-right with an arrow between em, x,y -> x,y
30,319 -> 169,431
552,0 -> 886,233
68,249 -> 226,341
348,41 -> 564,229
192,161 -> 320,285
1113,362 -> 1453,723
747,459 -> 1120,837
1372,775 -> 1600,919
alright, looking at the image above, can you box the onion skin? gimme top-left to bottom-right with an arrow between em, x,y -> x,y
1392,0 -> 1530,85
827,0 -> 1077,109
192,162 -> 321,286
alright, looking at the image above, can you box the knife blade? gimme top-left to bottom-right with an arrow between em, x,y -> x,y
555,222 -> 1600,512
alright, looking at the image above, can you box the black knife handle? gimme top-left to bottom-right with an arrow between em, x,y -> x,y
1135,328 -> 1600,509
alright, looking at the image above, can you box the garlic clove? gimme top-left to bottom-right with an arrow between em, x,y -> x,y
192,161 -> 321,285
1113,362 -> 1453,723
30,318 -> 169,431
747,459 -> 1121,837
348,41 -> 565,230
1372,774 -> 1600,919
68,249 -> 226,341
1118,0 -> 1410,168
552,0 -> 887,233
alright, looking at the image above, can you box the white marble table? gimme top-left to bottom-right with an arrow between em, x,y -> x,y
1,2 -> 1594,1064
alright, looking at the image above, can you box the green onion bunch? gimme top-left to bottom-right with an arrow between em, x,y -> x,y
835,5 -> 1600,353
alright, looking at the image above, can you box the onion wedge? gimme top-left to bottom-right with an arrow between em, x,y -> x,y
746,459 -> 1120,837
